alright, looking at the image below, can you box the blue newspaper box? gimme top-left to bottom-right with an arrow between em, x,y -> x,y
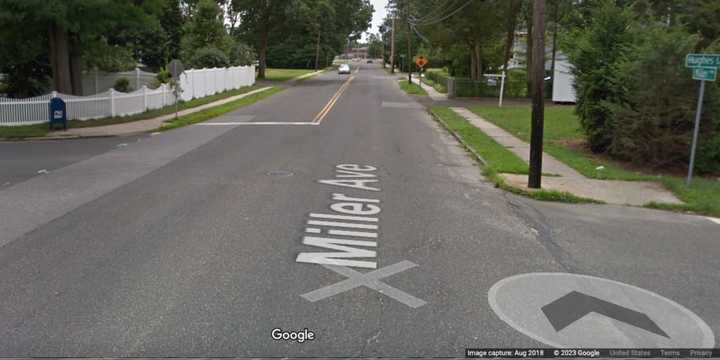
49,97 -> 67,130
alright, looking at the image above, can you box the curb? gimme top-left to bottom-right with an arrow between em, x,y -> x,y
428,109 -> 488,166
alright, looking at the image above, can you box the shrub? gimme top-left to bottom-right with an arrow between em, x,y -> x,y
562,0 -> 636,153
156,67 -> 171,84
697,136 -> 720,174
191,47 -> 229,69
229,41 -> 256,66
113,77 -> 132,92
609,26 -> 716,169
505,69 -> 528,98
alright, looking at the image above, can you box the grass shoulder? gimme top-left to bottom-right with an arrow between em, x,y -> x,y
160,86 -> 282,131
262,68 -> 317,82
0,124 -> 49,139
469,105 -> 720,216
430,106 -> 598,204
399,80 -> 427,96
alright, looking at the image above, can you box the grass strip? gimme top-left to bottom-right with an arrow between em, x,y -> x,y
399,80 -> 428,96
0,124 -> 50,139
470,105 -> 720,215
430,106 -> 599,204
263,68 -> 316,82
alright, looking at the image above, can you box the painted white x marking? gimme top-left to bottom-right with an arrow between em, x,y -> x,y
300,260 -> 427,308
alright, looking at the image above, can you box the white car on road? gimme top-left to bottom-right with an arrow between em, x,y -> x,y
338,64 -> 351,74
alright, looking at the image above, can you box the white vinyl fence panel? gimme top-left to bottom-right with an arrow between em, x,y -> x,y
0,65 -> 255,126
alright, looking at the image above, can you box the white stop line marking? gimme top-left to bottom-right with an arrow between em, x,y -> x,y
196,122 -> 317,126
706,217 -> 720,225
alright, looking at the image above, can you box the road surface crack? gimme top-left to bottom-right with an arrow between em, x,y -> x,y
505,194 -> 582,273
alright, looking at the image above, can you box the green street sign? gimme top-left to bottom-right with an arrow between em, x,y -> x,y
693,67 -> 717,82
686,54 -> 720,68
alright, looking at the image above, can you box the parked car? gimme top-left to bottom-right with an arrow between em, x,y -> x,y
367,60 -> 373,63
338,64 -> 351,74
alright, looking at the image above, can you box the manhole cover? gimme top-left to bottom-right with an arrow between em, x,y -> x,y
266,170 -> 294,177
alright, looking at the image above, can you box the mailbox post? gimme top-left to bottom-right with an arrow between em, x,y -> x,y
49,97 -> 67,131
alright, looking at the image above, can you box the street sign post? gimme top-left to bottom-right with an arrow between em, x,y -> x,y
693,67 -> 717,81
168,59 -> 184,79
415,56 -> 428,68
168,59 -> 184,120
684,54 -> 718,186
686,54 -> 720,68
415,56 -> 428,87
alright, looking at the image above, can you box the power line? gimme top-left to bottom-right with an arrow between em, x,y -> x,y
408,0 -> 461,25
409,0 -> 473,26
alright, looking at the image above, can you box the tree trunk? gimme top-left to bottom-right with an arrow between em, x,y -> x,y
474,43 -> 482,81
469,45 -> 476,81
48,23 -> 73,94
70,36 -> 83,95
406,17 -> 412,82
503,0 -> 520,72
257,29 -> 268,79
390,16 -> 396,73
314,30 -> 321,70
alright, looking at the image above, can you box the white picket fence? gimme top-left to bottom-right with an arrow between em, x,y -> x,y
0,65 -> 255,126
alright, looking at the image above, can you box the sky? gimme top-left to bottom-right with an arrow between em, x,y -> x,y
362,0 -> 389,41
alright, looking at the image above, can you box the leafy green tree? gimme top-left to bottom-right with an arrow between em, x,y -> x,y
367,34 -> 384,59
228,41 -> 257,66
190,47 -> 229,68
231,0 -> 289,78
0,0 -> 152,95
181,0 -> 229,66
160,0 -> 185,63
610,27 -> 713,167
562,0 -> 636,153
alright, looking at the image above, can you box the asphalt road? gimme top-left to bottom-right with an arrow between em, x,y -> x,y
0,135 -> 142,185
0,63 -> 719,357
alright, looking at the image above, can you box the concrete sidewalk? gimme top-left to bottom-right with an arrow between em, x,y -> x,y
44,86 -> 272,138
449,107 -> 683,206
411,74 -> 448,101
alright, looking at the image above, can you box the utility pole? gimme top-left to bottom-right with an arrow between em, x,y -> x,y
405,7 -> 412,84
390,15 -> 396,73
406,1 -> 412,83
528,0 -> 545,189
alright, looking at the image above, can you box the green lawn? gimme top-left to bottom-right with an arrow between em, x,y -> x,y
262,68 -> 317,82
161,87 -> 282,130
470,105 -> 720,216
431,106 -> 596,204
398,80 -> 427,96
0,123 -> 49,139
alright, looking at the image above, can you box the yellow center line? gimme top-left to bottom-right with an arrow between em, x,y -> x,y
312,75 -> 354,124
